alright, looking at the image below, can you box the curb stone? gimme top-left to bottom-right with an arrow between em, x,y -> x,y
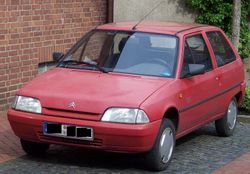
238,115 -> 250,118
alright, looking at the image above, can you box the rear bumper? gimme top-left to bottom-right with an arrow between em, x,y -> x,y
8,109 -> 161,153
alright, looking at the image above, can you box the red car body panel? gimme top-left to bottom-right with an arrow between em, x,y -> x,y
8,22 -> 245,153
18,68 -> 172,117
97,22 -> 206,35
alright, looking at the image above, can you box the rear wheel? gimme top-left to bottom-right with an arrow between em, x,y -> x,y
215,97 -> 238,137
21,139 -> 50,156
145,118 -> 176,171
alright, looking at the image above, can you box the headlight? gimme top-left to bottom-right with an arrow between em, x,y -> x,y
101,108 -> 150,124
12,96 -> 42,114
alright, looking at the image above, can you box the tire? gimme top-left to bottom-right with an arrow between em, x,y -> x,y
21,139 -> 50,156
215,97 -> 238,137
144,118 -> 176,171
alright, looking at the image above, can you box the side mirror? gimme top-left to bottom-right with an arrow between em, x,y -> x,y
53,52 -> 64,62
181,64 -> 205,78
189,64 -> 205,76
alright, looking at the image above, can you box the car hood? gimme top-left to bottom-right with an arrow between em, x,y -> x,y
18,68 -> 173,114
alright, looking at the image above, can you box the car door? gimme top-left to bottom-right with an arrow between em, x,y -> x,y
206,30 -> 244,114
178,32 -> 222,132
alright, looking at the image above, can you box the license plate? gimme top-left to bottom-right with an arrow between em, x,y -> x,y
43,122 -> 93,141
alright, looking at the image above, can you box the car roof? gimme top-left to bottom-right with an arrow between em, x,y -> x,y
97,21 -> 219,35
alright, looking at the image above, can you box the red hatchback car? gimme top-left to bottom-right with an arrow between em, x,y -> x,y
8,22 -> 245,171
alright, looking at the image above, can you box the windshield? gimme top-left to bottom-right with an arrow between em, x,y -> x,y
59,30 -> 179,78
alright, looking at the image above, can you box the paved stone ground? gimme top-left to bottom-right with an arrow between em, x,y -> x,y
0,113 -> 249,174
0,112 -> 24,163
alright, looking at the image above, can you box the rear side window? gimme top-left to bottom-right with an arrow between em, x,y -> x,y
206,31 -> 236,67
185,34 -> 213,71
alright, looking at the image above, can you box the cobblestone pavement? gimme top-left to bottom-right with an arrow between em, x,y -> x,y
0,112 -> 24,163
0,118 -> 249,174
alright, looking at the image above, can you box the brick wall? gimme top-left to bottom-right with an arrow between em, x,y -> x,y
0,0 -> 107,111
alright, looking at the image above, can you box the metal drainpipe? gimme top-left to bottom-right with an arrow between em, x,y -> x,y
107,0 -> 114,23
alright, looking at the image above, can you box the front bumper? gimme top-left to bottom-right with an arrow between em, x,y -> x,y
8,109 -> 161,153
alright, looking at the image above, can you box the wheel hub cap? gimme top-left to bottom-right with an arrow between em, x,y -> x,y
227,100 -> 237,130
159,128 -> 174,164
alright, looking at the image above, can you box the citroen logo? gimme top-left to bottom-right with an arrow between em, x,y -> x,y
68,102 -> 76,109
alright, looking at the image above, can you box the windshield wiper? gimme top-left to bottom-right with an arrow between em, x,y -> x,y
59,60 -> 108,73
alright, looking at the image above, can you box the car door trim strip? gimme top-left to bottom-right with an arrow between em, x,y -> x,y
179,82 -> 242,113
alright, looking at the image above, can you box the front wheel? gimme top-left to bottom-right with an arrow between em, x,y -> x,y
215,97 -> 238,137
21,139 -> 50,156
144,118 -> 176,171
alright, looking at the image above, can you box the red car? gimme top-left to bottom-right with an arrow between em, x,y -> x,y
8,22 -> 245,171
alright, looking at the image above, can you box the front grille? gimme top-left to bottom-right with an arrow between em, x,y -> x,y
42,107 -> 101,121
38,132 -> 103,147
44,107 -> 99,116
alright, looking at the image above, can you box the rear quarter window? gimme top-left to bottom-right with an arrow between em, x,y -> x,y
206,31 -> 236,67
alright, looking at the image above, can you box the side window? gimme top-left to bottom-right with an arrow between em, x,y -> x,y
206,31 -> 236,67
181,34 -> 213,76
186,35 -> 213,71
